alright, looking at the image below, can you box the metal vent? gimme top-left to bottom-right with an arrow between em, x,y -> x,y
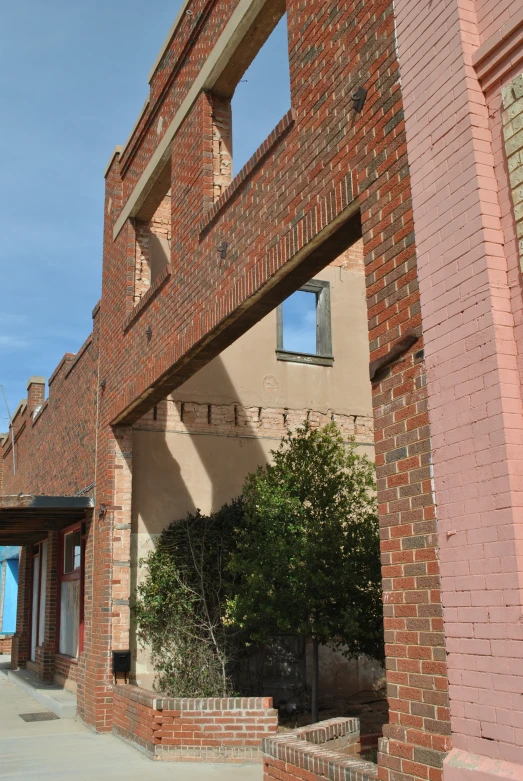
19,712 -> 59,722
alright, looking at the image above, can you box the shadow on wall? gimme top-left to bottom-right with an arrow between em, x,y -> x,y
129,355 -> 269,683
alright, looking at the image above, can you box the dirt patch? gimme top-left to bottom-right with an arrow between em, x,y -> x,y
278,687 -> 388,737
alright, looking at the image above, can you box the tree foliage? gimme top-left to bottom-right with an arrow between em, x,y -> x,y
226,422 -> 383,662
134,500 -> 243,697
135,422 -> 383,702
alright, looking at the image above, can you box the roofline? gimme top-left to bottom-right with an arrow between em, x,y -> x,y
148,0 -> 192,84
0,495 -> 94,510
104,145 -> 124,179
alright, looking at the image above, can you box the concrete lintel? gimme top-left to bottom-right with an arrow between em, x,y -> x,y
148,0 -> 192,84
7,668 -> 77,719
113,0 -> 266,240
26,377 -> 45,389
119,97 -> 151,163
104,145 -> 124,179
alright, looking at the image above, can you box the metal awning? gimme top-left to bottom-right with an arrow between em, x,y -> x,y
0,495 -> 94,546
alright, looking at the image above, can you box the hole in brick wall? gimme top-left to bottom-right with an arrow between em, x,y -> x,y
133,192 -> 171,304
230,12 -> 290,175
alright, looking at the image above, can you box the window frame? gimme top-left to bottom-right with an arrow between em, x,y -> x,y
276,280 -> 333,366
56,522 -> 84,659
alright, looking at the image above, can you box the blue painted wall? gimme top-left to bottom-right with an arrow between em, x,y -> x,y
1,559 -> 18,633
0,547 -> 19,635
0,547 -> 20,562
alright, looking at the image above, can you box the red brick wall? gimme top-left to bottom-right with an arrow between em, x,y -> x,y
54,654 -> 79,687
0,636 -> 12,654
263,718 -> 375,781
112,686 -> 277,761
1,317 -> 99,497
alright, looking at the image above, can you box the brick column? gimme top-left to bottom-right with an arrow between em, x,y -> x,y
78,425 -> 132,730
11,546 -> 32,670
38,532 -> 59,682
26,376 -> 45,417
359,14 -> 452,775
394,0 -> 523,775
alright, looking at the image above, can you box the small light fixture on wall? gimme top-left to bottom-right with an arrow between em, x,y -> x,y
146,324 -> 153,342
351,86 -> 367,113
217,241 -> 228,260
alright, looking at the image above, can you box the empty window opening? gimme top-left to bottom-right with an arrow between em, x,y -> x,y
277,281 -> 332,366
208,2 -> 289,195
211,95 -> 233,202
229,10 -> 290,176
134,193 -> 171,304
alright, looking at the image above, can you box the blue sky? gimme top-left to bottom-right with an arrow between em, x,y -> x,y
0,2 -> 290,427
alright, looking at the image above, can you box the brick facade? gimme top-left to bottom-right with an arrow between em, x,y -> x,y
2,1 -> 523,779
112,686 -> 277,761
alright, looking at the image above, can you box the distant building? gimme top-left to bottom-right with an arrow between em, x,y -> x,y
0,546 -> 19,653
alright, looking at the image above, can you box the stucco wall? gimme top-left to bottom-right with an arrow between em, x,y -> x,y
130,254 -> 376,691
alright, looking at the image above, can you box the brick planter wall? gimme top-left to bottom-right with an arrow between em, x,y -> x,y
112,685 -> 278,762
0,635 -> 12,654
263,717 -> 378,781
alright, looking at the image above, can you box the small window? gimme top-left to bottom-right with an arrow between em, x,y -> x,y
63,530 -> 81,574
276,280 -> 333,366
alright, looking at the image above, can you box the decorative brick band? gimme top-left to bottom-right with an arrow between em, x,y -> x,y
112,685 -> 278,762
263,717 -> 378,781
200,108 -> 297,234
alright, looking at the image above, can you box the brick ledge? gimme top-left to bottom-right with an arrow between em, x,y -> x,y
123,265 -> 172,332
200,107 -> 296,235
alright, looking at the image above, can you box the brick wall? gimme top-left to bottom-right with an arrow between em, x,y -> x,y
134,398 -> 374,444
2,3 -> 453,778
263,717 -> 377,781
112,685 -> 277,761
54,654 -> 79,690
134,195 -> 171,304
1,317 -> 99,497
502,73 -> 523,272
0,636 -> 12,654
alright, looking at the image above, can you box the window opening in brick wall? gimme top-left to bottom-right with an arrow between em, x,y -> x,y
277,281 -> 333,366
226,9 -> 290,176
133,192 -> 171,304
58,524 -> 84,658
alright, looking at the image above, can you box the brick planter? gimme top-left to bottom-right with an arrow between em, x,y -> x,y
0,635 -> 12,654
263,717 -> 379,781
112,685 -> 278,762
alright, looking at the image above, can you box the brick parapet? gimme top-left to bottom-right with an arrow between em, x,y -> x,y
112,685 -> 278,761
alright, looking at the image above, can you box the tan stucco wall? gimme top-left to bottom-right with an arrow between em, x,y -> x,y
175,264 -> 372,414
130,254 -> 376,690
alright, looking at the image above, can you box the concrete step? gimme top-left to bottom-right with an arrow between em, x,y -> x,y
7,667 -> 77,719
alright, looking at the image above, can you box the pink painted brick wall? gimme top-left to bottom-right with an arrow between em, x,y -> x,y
475,0 -> 522,46
394,0 -> 523,770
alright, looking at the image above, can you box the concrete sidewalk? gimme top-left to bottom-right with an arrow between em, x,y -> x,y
0,659 -> 262,780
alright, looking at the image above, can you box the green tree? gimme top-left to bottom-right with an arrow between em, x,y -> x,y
134,500 -> 243,697
226,421 -> 383,722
